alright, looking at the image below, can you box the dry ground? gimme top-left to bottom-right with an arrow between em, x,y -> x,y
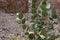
0,11 -> 23,40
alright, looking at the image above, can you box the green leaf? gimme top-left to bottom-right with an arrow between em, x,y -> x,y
18,12 -> 23,19
40,4 -> 46,10
25,32 -> 29,35
21,19 -> 25,24
32,0 -> 36,14
51,10 -> 57,19
32,4 -> 36,8
32,2 -> 36,8
32,0 -> 37,3
37,35 -> 44,40
47,35 -> 57,40
38,10 -> 41,13
49,17 -> 53,21
41,29 -> 48,38
32,8 -> 36,14
22,24 -> 26,29
42,0 -> 46,5
31,14 -> 37,20
42,11 -> 47,17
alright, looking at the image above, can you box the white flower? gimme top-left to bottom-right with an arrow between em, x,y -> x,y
40,35 -> 45,39
46,3 -> 51,9
16,17 -> 20,21
16,13 -> 19,16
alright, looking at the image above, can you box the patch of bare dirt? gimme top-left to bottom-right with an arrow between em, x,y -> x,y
0,11 -> 23,40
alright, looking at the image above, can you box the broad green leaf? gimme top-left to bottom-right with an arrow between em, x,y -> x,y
18,12 -> 23,19
52,10 -> 57,19
40,4 -> 45,10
